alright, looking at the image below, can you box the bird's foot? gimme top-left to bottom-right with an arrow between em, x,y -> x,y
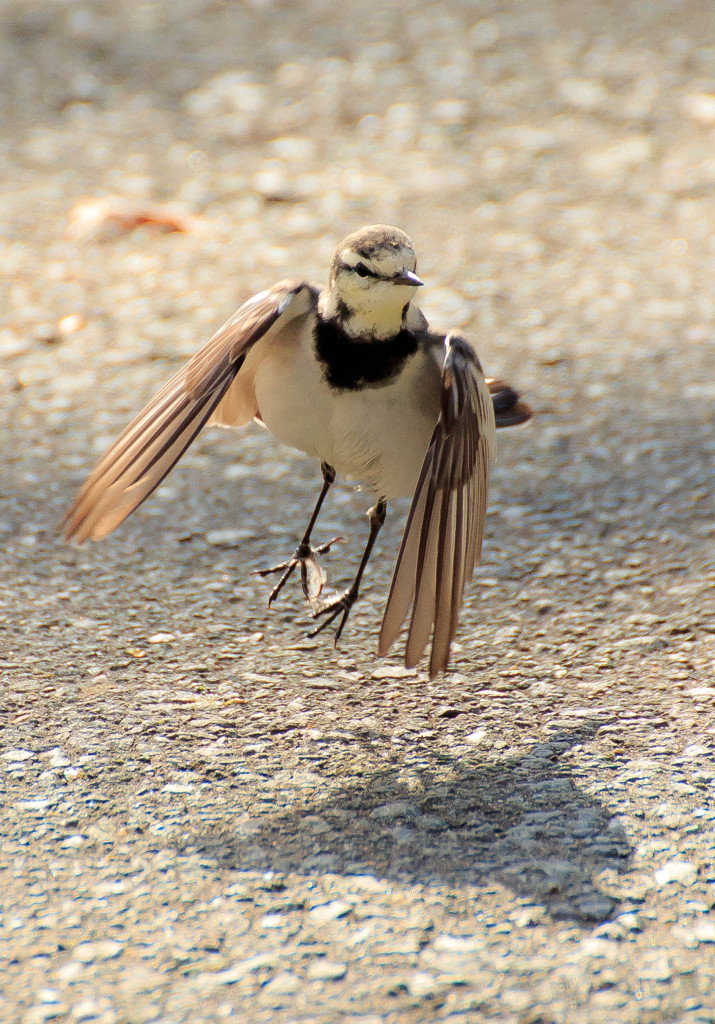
309,586 -> 359,644
253,537 -> 342,607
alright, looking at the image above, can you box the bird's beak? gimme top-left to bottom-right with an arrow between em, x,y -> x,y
393,269 -> 424,287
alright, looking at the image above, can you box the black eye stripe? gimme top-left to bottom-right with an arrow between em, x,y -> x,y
354,262 -> 377,278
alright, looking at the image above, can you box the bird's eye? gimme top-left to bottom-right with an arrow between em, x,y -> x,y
355,263 -> 371,278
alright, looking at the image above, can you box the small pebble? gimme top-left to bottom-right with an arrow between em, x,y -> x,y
307,900 -> 352,924
682,92 -> 715,125
306,960 -> 347,981
73,942 -> 124,963
262,972 -> 300,996
369,801 -> 421,821
205,528 -> 254,547
654,861 -> 698,886
694,923 -> 715,943
71,1000 -> 102,1022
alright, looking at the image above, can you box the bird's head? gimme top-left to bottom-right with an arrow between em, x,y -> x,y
325,225 -> 423,339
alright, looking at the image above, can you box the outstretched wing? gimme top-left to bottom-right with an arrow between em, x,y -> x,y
64,280 -> 317,543
379,332 -> 496,677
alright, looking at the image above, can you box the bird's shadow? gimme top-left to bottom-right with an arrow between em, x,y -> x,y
184,724 -> 631,924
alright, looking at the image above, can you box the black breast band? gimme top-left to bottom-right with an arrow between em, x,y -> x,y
313,317 -> 418,391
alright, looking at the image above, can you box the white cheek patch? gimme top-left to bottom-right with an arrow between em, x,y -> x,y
341,250 -> 361,269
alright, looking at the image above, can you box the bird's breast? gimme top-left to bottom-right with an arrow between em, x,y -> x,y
252,319 -> 442,499
313,317 -> 418,391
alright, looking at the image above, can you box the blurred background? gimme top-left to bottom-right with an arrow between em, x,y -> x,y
1,5 -> 714,1022
1,1 -> 713,465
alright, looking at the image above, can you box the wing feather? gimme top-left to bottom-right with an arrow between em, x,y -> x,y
379,332 -> 496,676
404,471 -> 440,668
379,458 -> 431,643
430,482 -> 456,672
65,281 -> 316,542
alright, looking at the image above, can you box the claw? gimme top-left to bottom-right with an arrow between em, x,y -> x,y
308,587 -> 358,644
253,537 -> 342,607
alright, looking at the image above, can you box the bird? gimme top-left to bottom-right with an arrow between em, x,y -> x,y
64,225 -> 531,676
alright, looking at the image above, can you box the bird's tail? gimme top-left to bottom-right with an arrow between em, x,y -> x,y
487,379 -> 533,428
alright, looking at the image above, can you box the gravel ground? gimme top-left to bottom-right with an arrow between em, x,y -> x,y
1,1 -> 714,1022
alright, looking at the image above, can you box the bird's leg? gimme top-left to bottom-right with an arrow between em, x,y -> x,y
310,497 -> 387,644
253,462 -> 341,607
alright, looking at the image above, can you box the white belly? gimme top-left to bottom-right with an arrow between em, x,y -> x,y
326,350 -> 440,498
253,331 -> 441,499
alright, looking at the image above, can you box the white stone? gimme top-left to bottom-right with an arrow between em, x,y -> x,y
196,954 -> 274,987
306,960 -> 347,980
71,999 -> 102,1021
559,78 -> 608,111
582,137 -> 653,176
205,528 -> 254,547
682,93 -> 715,125
0,329 -> 32,358
694,922 -> 715,943
61,835 -> 86,848
184,73 -> 268,118
433,934 -> 483,953
147,632 -> 175,644
263,972 -> 300,995
407,972 -> 440,997
654,861 -> 698,886
371,665 -> 417,679
73,941 -> 124,963
466,728 -> 487,745
307,900 -> 352,924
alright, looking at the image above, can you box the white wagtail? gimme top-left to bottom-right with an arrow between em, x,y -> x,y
65,225 -> 531,676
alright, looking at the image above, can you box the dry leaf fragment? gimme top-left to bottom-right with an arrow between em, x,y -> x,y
66,195 -> 208,241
